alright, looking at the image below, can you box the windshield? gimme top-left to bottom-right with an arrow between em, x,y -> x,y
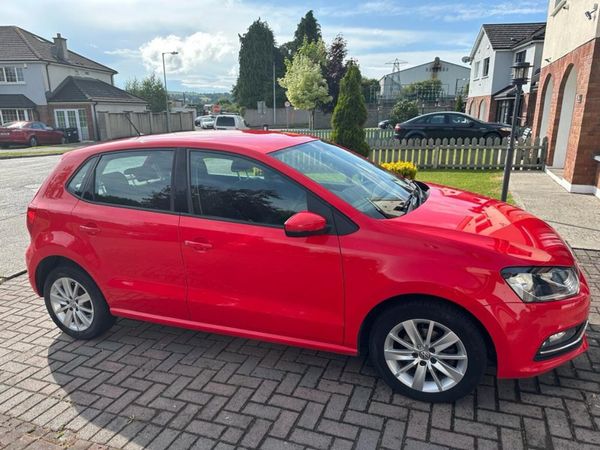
271,140 -> 422,218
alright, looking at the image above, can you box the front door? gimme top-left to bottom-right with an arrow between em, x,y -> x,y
71,148 -> 188,319
179,150 -> 345,344
54,109 -> 90,140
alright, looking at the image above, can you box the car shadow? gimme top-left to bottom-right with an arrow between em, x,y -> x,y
46,317 -> 383,447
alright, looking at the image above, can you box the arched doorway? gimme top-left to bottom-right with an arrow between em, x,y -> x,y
553,66 -> 577,168
478,100 -> 487,121
538,75 -> 553,140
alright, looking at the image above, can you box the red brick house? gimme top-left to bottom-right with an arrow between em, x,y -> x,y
532,0 -> 600,198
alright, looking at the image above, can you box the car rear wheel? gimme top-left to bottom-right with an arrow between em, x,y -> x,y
484,132 -> 501,141
369,300 -> 487,403
405,132 -> 427,141
60,136 -> 67,144
44,265 -> 116,339
29,136 -> 38,147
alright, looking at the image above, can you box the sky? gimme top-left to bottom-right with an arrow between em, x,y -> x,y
4,0 -> 549,93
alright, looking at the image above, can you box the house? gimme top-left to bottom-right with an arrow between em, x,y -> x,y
0,26 -> 147,140
379,57 -> 470,101
531,0 -> 600,198
466,22 -> 545,125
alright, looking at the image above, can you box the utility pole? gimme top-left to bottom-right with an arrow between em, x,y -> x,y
273,61 -> 276,125
162,51 -> 178,133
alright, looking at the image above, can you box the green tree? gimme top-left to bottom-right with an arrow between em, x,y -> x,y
278,49 -> 331,129
233,19 -> 282,108
361,77 -> 380,104
389,99 -> 419,124
331,62 -> 369,156
290,10 -> 321,55
124,73 -> 166,112
322,34 -> 347,113
454,95 -> 464,112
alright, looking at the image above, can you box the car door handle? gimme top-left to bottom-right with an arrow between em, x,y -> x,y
80,223 -> 100,235
184,240 -> 213,252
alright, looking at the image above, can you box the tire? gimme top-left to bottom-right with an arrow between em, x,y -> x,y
484,132 -> 501,141
369,300 -> 487,403
60,136 -> 67,145
43,265 -> 116,339
405,132 -> 427,141
29,136 -> 38,147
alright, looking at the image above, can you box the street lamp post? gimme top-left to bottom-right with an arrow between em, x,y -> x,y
162,51 -> 179,133
501,61 -> 531,202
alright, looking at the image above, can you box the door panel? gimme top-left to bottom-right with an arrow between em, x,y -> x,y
181,150 -> 345,344
180,217 -> 345,343
71,149 -> 188,319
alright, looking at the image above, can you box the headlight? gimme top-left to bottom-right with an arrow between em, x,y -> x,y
501,267 -> 579,302
500,127 -> 512,133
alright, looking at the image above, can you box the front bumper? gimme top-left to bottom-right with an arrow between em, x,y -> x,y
486,289 -> 590,379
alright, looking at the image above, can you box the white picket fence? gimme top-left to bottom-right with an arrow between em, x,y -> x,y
278,128 -> 547,170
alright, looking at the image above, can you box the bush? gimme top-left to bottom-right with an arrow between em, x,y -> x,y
389,99 -> 419,125
380,161 -> 418,180
331,62 -> 370,156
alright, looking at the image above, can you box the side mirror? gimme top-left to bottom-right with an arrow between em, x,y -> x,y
284,211 -> 328,237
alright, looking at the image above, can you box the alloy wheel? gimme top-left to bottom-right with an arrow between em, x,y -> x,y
49,277 -> 94,332
384,319 -> 468,393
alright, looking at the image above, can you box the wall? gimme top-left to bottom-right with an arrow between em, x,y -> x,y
0,62 -> 48,105
95,102 -> 148,114
532,37 -> 599,186
542,0 -> 600,68
380,61 -> 470,99
243,105 -> 399,129
97,111 -> 195,141
46,64 -> 113,92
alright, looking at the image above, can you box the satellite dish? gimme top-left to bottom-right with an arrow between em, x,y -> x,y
461,56 -> 471,63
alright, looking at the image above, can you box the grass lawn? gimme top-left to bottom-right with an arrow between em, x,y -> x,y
417,170 -> 513,203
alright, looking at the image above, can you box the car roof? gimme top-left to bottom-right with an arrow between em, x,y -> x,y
66,130 -> 318,160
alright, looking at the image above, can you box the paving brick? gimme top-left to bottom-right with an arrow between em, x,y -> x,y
0,257 -> 599,450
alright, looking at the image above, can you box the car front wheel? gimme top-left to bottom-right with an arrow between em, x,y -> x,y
44,265 -> 116,339
369,300 -> 487,403
29,136 -> 38,147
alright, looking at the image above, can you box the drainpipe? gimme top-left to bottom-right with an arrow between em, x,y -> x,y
92,102 -> 100,141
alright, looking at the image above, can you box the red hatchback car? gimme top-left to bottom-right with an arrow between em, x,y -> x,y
26,131 -> 590,402
0,121 -> 65,147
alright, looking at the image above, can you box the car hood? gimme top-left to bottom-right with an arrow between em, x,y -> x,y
390,184 -> 574,266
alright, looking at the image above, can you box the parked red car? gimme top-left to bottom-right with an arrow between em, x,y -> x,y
25,131 -> 589,402
0,121 -> 65,148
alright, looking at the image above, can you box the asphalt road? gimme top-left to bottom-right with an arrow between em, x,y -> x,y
0,155 -> 61,278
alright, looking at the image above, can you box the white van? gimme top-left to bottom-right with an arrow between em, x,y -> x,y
214,114 -> 248,130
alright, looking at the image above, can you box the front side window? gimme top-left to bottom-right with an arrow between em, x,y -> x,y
272,141 -> 418,219
189,151 -> 307,226
93,150 -> 174,211
450,114 -> 473,125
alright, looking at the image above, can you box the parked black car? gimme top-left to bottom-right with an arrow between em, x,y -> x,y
394,112 -> 511,140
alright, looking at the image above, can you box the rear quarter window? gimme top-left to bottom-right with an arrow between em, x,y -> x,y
216,116 -> 235,127
67,158 -> 96,198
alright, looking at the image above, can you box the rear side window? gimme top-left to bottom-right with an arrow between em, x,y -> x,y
67,158 -> 96,198
216,116 -> 235,127
93,150 -> 174,211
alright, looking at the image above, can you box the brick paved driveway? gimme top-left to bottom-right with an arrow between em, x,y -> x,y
0,249 -> 599,450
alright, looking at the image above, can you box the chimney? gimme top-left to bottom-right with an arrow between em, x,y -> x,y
53,33 -> 68,61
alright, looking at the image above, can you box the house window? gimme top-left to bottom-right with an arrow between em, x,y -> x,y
515,51 -> 526,63
0,108 -> 31,124
0,66 -> 25,83
473,61 -> 480,79
482,58 -> 490,77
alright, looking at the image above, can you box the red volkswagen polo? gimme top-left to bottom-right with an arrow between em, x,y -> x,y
26,131 -> 590,402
